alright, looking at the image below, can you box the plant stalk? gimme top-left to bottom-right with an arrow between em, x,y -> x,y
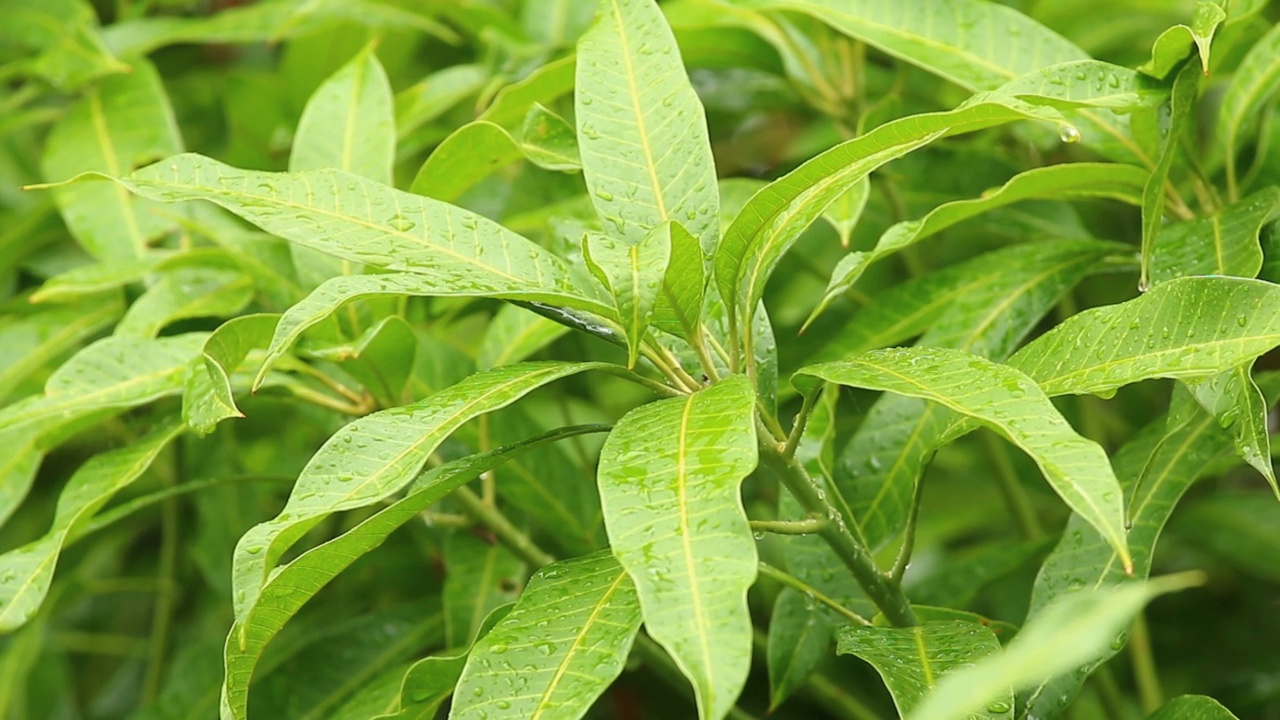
750,517 -> 827,536
757,563 -> 869,626
453,486 -> 555,568
1129,611 -> 1164,713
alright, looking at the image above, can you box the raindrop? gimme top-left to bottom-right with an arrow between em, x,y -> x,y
987,700 -> 1012,714
490,643 -> 508,655
1058,125 -> 1082,144
595,189 -> 615,202
1237,314 -> 1249,327
753,531 -> 765,540
386,215 -> 417,232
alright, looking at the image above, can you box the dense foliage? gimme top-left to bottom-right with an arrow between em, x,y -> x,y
3,0 -> 1280,718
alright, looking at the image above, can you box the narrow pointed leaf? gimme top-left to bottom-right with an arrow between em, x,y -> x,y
908,575 -> 1203,720
1184,366 -> 1274,491
40,58 -> 183,262
1147,696 -> 1242,720
598,375 -> 758,720
478,306 -> 571,370
1218,22 -> 1280,191
0,300 -> 122,402
799,347 -> 1132,570
518,103 -> 582,171
183,314 -> 280,435
836,621 -> 1008,718
450,551 -> 643,720
1008,277 -> 1280,397
115,267 -> 255,338
1150,187 -> 1280,285
821,177 -> 870,249
443,533 -> 525,647
767,590 -> 834,711
230,362 -> 613,625
1141,61 -> 1200,289
807,163 -> 1146,325
254,272 -> 617,389
221,425 -> 607,720
576,0 -> 720,256
0,421 -> 183,631
1139,2 -> 1226,78
582,227 -> 671,367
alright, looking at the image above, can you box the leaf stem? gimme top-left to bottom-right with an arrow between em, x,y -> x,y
288,384 -> 371,415
889,473 -> 923,583
452,486 -> 555,568
1129,611 -> 1164,713
639,344 -> 699,393
783,390 -> 818,459
690,329 -> 722,383
757,425 -> 918,627
750,517 -> 827,536
757,563 -> 869,626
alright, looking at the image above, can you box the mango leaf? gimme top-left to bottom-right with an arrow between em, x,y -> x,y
821,177 -> 870,248
115,267 -> 255,338
1,0 -> 127,89
908,574 -> 1203,720
576,0 -> 721,258
654,221 -> 707,340
829,240 -> 1122,552
309,316 -> 416,407
1173,492 -> 1280,584
450,551 -> 643,720
40,59 -> 183,262
1147,696 -> 1242,720
1020,375 -> 1280,717
1141,61 -> 1200,290
1183,365 -> 1274,492
443,533 -> 525,647
183,314 -> 281,435
1139,2 -> 1226,78
1150,187 -> 1280,285
908,539 -> 1050,610
836,621 -> 1009,718
0,299 -> 122,402
29,258 -> 156,303
582,226 -> 671,367
806,163 -> 1146,326
395,64 -> 488,144
410,121 -> 524,203
0,421 -> 183,632
1218,22 -> 1280,196
1008,277 -> 1280,397
254,272 -> 617,389
477,305 -> 570,369
767,589 -> 834,711
478,56 -> 577,128
798,347 -> 1132,571
289,42 -> 394,289
518,103 -> 582,171
597,375 -> 758,720
221,425 -> 607,720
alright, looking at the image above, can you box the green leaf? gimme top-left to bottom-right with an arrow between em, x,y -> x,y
395,64 -> 488,144
1139,2 -> 1227,77
289,42 -> 394,288
409,121 -> 524,203
221,425 -> 607,720
0,299 -> 122,402
576,0 -> 721,257
820,177 -> 870,249
806,163 -> 1146,327
907,575 -> 1203,720
310,316 -> 417,407
798,347 -> 1132,571
1219,22 -> 1280,198
1,0 -> 127,89
767,589 -> 834,711
597,375 -> 759,720
1174,492 -> 1280,584
478,55 -> 577,128
254,272 -> 616,389
908,539 -> 1050,610
443,533 -> 525,647
518,103 -> 582,172
0,421 -> 183,631
1141,61 -> 1200,290
582,226 -> 671,367
183,314 -> 280,435
836,621 -> 1008,718
1146,696 -> 1242,720
1008,277 -> 1280,397
1150,187 -> 1280,285
654,221 -> 707,340
477,305 -> 570,370
40,58 -> 183,262
29,258 -> 155,303
1183,365 -> 1274,491
450,551 -> 643,720
115,267 -> 255,338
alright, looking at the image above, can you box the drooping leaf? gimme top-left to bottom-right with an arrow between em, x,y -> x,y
40,58 -> 183,262
576,0 -> 721,257
597,375 -> 759,720
836,621 -> 1008,718
582,226 -> 671,367
1146,696 -> 1242,720
1008,277 -> 1280,397
806,163 -> 1146,326
182,314 -> 280,435
450,551 -> 643,720
1218,22 -> 1280,197
221,425 -> 608,720
115,267 -> 255,338
1183,365 -> 1274,492
1139,2 -> 1227,78
908,575 -> 1203,720
1140,60 -> 1200,290
798,347 -> 1132,570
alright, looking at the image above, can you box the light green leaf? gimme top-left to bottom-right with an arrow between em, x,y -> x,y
1141,61 -> 1201,290
228,362 -> 616,620
908,575 -> 1203,720
1150,187 -> 1280,285
1139,2 -> 1227,78
29,258 -> 156,303
583,226 -> 671,367
115,267 -> 255,338
1147,696 -> 1242,720
837,621 -> 1008,718
410,121 -> 523,202
254,272 -> 617,389
1219,22 -> 1280,198
182,314 -> 280,435
1,0 -> 127,89
1184,365 -> 1274,491
820,177 -> 870,249
40,58 -> 183,262
577,0 -> 720,258
0,421 -> 182,631
289,42 -> 394,289
478,305 -> 571,369
799,347 -> 1132,571
221,425 -> 607,720
450,551 -> 643,720
395,64 -> 488,143
479,55 -> 577,128
0,299 -> 122,402
806,163 -> 1146,327
443,533 -> 525,647
597,375 -> 759,720
1008,277 -> 1280,397
519,103 -> 582,172
310,316 -> 417,407
654,221 -> 707,339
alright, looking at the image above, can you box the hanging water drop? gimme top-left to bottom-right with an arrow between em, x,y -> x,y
1059,125 -> 1081,143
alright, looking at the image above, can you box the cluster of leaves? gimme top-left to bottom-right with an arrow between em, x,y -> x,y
3,0 -> 1280,718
